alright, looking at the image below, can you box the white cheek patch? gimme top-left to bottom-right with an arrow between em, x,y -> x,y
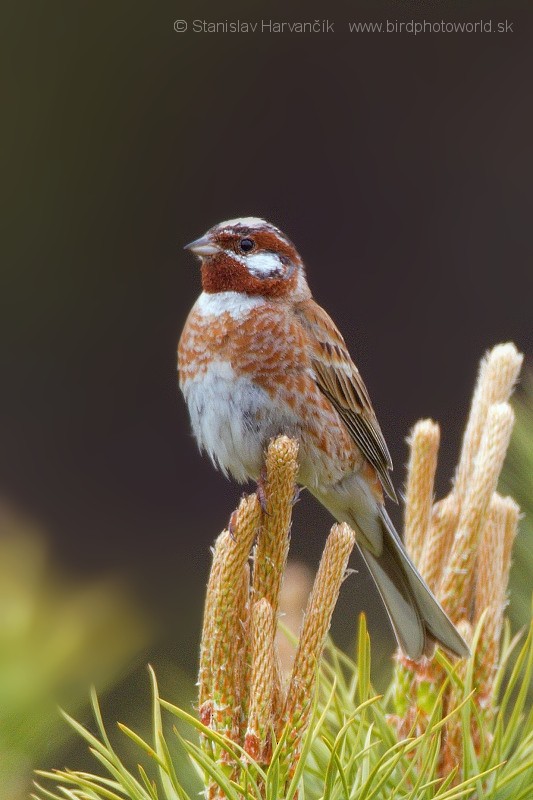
245,251 -> 285,279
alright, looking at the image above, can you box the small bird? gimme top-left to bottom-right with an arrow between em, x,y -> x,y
178,217 -> 468,660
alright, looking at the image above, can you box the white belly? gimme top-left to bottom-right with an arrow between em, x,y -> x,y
182,359 -> 300,483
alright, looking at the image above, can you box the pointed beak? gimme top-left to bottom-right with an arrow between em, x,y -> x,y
184,233 -> 220,257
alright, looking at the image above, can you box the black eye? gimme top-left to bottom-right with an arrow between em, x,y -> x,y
239,237 -> 255,253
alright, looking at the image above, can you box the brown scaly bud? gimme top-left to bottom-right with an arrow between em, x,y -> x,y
418,494 -> 460,595
439,403 -> 515,622
276,561 -> 313,679
475,494 -> 520,708
230,563 -> 251,745
440,619 -> 473,780
210,494 -> 261,742
282,523 -> 355,774
454,343 -> 522,505
244,598 -> 276,763
474,495 -> 507,624
501,496 -> 520,598
404,419 -> 440,567
271,647 -> 285,734
252,436 -> 299,621
391,345 -> 522,787
198,531 -> 230,732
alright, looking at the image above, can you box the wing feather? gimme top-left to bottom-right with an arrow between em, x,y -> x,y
295,299 -> 397,501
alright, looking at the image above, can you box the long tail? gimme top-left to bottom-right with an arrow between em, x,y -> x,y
359,508 -> 469,660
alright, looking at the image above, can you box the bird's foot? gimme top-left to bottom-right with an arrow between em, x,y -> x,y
228,504 -> 243,541
256,469 -> 269,515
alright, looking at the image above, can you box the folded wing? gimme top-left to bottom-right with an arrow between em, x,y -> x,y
295,299 -> 397,501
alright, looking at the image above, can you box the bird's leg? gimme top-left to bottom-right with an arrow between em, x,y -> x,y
256,467 -> 269,515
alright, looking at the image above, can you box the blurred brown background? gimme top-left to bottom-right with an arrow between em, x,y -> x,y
1,0 -> 532,792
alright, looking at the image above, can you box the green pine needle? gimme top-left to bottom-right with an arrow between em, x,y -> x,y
34,611 -> 533,800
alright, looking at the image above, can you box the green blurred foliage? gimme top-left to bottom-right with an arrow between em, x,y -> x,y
501,373 -> 533,631
0,506 -> 151,800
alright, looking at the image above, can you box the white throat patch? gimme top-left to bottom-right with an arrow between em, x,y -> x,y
195,291 -> 264,321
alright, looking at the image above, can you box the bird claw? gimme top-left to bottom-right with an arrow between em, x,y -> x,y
292,485 -> 304,506
256,470 -> 269,515
228,509 -> 239,540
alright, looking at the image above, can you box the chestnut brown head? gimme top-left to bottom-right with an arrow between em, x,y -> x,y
185,217 -> 308,299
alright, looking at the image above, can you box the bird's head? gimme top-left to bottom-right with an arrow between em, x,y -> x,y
184,217 -> 310,300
